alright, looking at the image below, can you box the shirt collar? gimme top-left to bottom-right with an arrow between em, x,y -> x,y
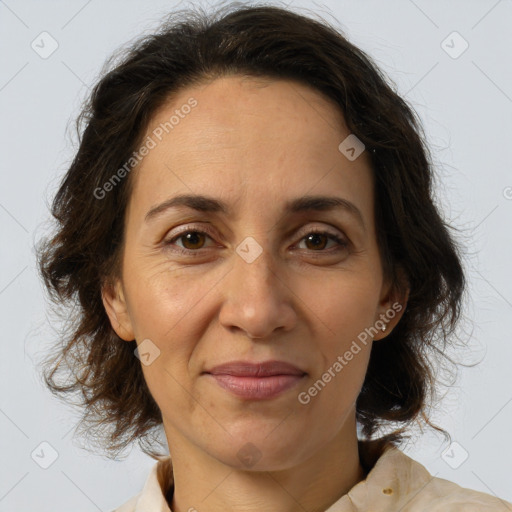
326,442 -> 432,511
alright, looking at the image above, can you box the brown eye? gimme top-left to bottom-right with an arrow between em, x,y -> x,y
304,233 -> 329,250
179,231 -> 207,250
298,231 -> 347,251
163,226 -> 219,254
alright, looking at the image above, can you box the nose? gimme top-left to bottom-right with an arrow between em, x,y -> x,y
218,245 -> 297,339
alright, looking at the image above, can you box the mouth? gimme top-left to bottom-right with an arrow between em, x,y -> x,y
203,360 -> 307,400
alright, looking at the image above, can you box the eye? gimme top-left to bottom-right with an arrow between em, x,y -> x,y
296,230 -> 348,251
164,229 -> 216,251
163,227 -> 348,255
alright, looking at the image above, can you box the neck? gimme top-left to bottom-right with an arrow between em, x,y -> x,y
166,414 -> 365,512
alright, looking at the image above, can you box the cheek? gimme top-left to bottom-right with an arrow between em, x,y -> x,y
123,260 -> 226,402
290,273 -> 378,399
128,268 -> 212,414
123,257 -> 215,340
296,271 -> 381,344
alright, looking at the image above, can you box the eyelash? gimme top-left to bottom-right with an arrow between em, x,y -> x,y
163,226 -> 349,255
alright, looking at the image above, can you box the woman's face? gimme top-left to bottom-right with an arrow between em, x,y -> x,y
103,75 -> 405,470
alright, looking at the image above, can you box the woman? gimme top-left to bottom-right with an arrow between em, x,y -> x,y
37,3 -> 511,511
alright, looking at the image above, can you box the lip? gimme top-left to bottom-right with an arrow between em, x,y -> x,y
206,360 -> 305,377
204,360 -> 306,400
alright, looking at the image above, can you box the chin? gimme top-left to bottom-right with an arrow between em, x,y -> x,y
208,429 -> 305,471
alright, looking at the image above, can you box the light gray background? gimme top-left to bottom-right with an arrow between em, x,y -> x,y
1,0 -> 511,510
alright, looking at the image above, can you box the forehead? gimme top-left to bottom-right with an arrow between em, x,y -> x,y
128,75 -> 374,218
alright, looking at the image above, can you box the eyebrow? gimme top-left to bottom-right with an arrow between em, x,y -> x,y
145,193 -> 365,229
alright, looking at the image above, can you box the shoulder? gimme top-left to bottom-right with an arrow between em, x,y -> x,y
412,474 -> 512,511
367,445 -> 512,511
111,493 -> 139,512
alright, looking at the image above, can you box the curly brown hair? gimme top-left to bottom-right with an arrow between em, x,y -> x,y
37,2 -> 465,459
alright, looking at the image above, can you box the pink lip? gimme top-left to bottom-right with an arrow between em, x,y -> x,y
204,360 -> 306,400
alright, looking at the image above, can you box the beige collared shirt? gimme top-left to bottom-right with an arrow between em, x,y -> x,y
113,443 -> 511,511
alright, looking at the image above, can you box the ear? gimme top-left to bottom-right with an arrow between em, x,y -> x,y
373,269 -> 409,341
101,279 -> 135,341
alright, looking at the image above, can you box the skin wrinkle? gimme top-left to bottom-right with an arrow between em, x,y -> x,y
102,75 -> 407,512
